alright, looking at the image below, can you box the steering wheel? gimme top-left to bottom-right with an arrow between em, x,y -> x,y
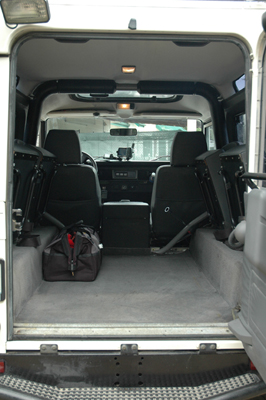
81,152 -> 98,172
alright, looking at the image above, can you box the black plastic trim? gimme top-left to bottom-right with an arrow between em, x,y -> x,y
16,91 -> 30,108
0,259 -> 5,301
1,380 -> 265,400
0,351 -> 250,388
0,384 -> 44,400
223,89 -> 245,112
25,80 -> 116,144
207,381 -> 266,400
173,40 -> 210,47
262,11 -> 266,33
223,90 -> 245,143
138,81 -> 227,148
242,172 -> 266,181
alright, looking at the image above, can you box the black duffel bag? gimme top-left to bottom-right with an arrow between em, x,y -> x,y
43,222 -> 102,281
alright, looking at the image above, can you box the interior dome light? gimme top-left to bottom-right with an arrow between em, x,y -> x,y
117,103 -> 131,110
0,0 -> 50,24
122,66 -> 136,74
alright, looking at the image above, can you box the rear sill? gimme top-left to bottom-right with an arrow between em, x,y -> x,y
13,322 -> 234,338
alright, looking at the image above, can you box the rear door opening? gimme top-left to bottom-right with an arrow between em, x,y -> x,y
10,34 -> 247,341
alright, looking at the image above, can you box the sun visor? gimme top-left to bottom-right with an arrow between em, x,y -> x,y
138,81 -> 196,95
57,80 -> 116,94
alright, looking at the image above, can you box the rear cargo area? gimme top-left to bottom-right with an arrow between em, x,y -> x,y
12,227 -> 243,330
16,252 -> 232,324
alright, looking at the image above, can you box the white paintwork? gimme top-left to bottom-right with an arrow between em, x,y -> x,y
0,1 -> 265,352
0,58 -> 9,204
0,2 -> 263,54
0,1 -> 263,170
0,57 -> 9,354
6,339 -> 244,351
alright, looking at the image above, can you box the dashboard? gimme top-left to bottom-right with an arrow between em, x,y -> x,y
97,161 -> 169,204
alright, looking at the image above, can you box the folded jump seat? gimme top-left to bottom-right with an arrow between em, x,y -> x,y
13,139 -> 56,243
219,144 -> 246,227
195,142 -> 240,233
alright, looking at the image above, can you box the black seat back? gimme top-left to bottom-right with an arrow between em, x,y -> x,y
44,130 -> 101,229
151,131 -> 207,241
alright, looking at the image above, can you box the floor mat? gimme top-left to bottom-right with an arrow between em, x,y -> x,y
16,252 -> 232,324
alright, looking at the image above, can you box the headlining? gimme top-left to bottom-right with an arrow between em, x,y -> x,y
17,39 -> 245,97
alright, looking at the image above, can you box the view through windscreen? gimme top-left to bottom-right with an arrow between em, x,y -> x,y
47,117 -> 202,161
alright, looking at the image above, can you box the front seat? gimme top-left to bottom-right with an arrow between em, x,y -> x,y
151,131 -> 207,241
44,129 -> 101,229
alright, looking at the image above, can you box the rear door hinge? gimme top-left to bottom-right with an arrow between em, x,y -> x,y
12,209 -> 22,232
199,343 -> 217,354
40,344 -> 58,354
120,344 -> 138,355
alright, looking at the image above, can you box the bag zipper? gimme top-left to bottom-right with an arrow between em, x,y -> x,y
71,241 -> 78,276
70,250 -> 75,277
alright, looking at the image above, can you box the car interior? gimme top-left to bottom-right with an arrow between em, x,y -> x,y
11,35 -> 248,337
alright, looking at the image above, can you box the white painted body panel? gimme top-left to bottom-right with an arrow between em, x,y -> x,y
0,1 -> 265,351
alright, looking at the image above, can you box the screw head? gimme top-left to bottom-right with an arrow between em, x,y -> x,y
200,344 -> 206,350
41,345 -> 46,351
210,344 -> 216,350
131,345 -> 137,351
52,345 -> 57,351
121,345 -> 127,351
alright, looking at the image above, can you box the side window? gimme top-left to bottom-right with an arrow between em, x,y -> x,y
205,125 -> 216,150
233,74 -> 245,92
235,114 -> 246,144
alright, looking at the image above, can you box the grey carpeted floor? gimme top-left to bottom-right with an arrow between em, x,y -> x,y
16,252 -> 233,324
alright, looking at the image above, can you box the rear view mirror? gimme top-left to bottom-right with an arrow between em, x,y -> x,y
110,128 -> 137,136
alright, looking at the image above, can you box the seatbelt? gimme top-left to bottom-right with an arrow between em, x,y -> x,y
164,206 -> 187,228
153,211 -> 209,255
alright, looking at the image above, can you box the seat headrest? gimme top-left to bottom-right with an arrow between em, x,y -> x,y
44,130 -> 81,164
171,131 -> 207,167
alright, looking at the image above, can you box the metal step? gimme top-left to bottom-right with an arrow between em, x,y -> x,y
0,373 -> 264,400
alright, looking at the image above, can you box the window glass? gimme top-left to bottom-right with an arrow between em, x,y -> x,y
233,75 -> 245,92
46,117 -> 202,161
235,114 -> 246,144
205,125 -> 216,150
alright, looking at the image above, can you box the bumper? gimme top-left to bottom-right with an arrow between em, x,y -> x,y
0,373 -> 265,400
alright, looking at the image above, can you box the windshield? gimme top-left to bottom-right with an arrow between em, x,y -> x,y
46,117 -> 202,161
